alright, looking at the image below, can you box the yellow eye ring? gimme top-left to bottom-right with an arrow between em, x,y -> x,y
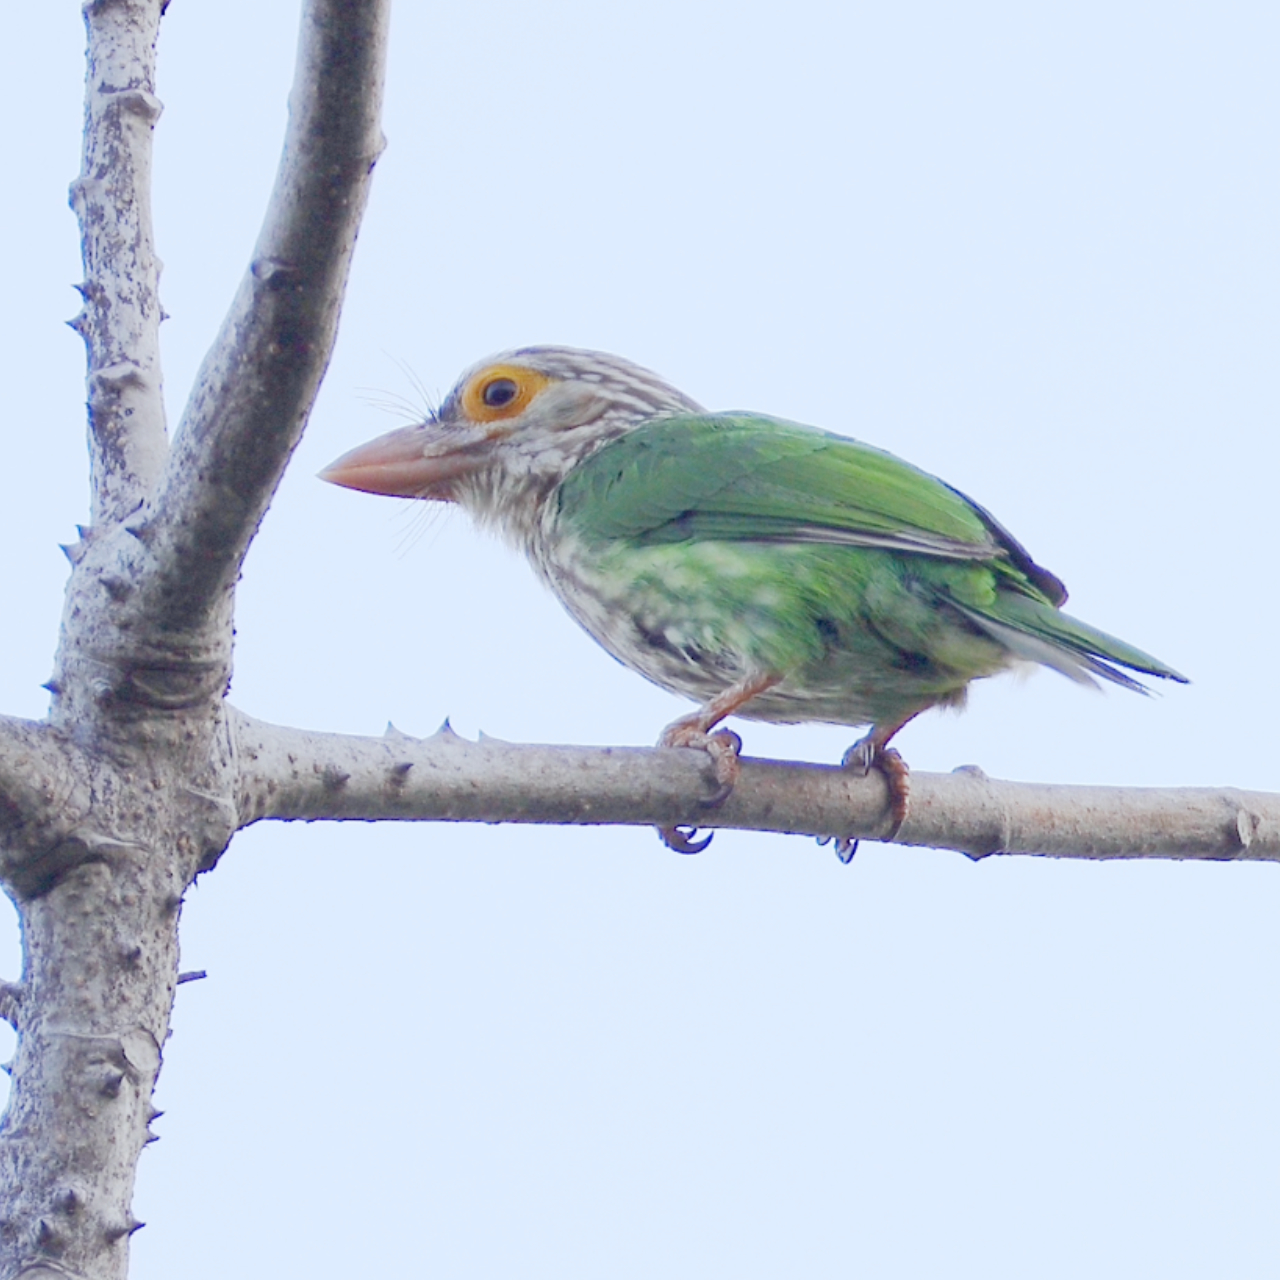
461,364 -> 551,423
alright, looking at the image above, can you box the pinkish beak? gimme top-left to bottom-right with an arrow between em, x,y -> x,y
319,422 -> 484,500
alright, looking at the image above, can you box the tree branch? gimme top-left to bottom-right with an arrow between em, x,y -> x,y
137,0 -> 389,633
230,711 -> 1280,862
71,0 -> 169,526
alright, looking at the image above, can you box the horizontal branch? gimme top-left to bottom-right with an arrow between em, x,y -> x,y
230,710 -> 1280,862
72,0 -> 168,524
137,0 -> 389,632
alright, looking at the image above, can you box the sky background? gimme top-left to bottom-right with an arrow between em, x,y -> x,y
4,1 -> 1280,1275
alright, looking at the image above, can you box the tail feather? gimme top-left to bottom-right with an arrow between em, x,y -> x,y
954,593 -> 1188,692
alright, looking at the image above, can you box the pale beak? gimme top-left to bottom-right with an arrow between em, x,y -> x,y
319,422 -> 489,500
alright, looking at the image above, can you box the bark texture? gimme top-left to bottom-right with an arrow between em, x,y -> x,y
230,713 -> 1280,862
0,2 -> 389,1277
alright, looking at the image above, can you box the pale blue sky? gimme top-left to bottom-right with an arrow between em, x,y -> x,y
4,2 -> 1279,1276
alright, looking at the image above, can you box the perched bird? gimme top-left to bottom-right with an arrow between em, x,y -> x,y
321,346 -> 1185,858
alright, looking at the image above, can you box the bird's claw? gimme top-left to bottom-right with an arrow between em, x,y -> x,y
659,725 -> 743,807
841,736 -> 911,845
833,836 -> 859,863
656,725 -> 745,853
659,824 -> 716,855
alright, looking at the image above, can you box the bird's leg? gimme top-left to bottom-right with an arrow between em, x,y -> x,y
835,713 -> 921,862
657,670 -> 783,854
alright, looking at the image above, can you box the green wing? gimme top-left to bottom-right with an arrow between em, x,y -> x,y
556,413 -> 1187,688
558,413 -> 1067,603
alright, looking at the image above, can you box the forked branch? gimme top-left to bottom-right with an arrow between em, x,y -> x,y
231,710 -> 1280,862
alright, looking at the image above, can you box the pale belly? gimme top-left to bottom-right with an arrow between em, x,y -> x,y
530,533 -> 1012,728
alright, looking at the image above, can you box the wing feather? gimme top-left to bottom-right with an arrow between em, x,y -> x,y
560,413 -> 1007,564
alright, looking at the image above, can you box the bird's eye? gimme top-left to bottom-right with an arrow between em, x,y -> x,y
482,378 -> 519,408
460,363 -> 551,424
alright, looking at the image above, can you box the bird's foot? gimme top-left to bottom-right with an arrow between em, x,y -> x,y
657,722 -> 744,853
840,734 -> 911,851
661,723 -> 744,805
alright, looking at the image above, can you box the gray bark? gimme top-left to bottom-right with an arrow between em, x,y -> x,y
0,1 -> 1272,1277
228,712 -> 1280,862
0,1 -> 388,1277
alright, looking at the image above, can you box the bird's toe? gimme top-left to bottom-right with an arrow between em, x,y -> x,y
841,734 -> 911,843
659,824 -> 716,855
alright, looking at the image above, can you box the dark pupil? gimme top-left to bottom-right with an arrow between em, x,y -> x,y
483,378 -> 519,408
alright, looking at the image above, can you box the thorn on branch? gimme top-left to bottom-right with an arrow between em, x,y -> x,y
433,717 -> 457,739
35,1217 -> 65,1254
384,721 -> 420,742
176,970 -> 207,985
103,1215 -> 144,1243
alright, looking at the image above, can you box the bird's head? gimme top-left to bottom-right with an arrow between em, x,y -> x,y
320,347 -> 701,531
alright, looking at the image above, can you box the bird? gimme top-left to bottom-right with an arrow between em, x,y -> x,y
321,346 -> 1186,859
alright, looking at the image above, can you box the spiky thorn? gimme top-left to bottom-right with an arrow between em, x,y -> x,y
176,970 -> 207,985
144,1104 -> 164,1143
383,721 -> 420,743
103,1216 -> 144,1243
35,1218 -> 65,1254
433,716 -> 458,740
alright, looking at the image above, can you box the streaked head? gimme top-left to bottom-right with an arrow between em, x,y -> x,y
320,346 -> 701,509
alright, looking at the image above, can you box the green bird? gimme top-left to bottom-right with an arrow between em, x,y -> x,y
321,346 -> 1185,858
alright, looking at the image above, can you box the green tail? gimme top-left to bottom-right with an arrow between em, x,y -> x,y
956,592 -> 1188,692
